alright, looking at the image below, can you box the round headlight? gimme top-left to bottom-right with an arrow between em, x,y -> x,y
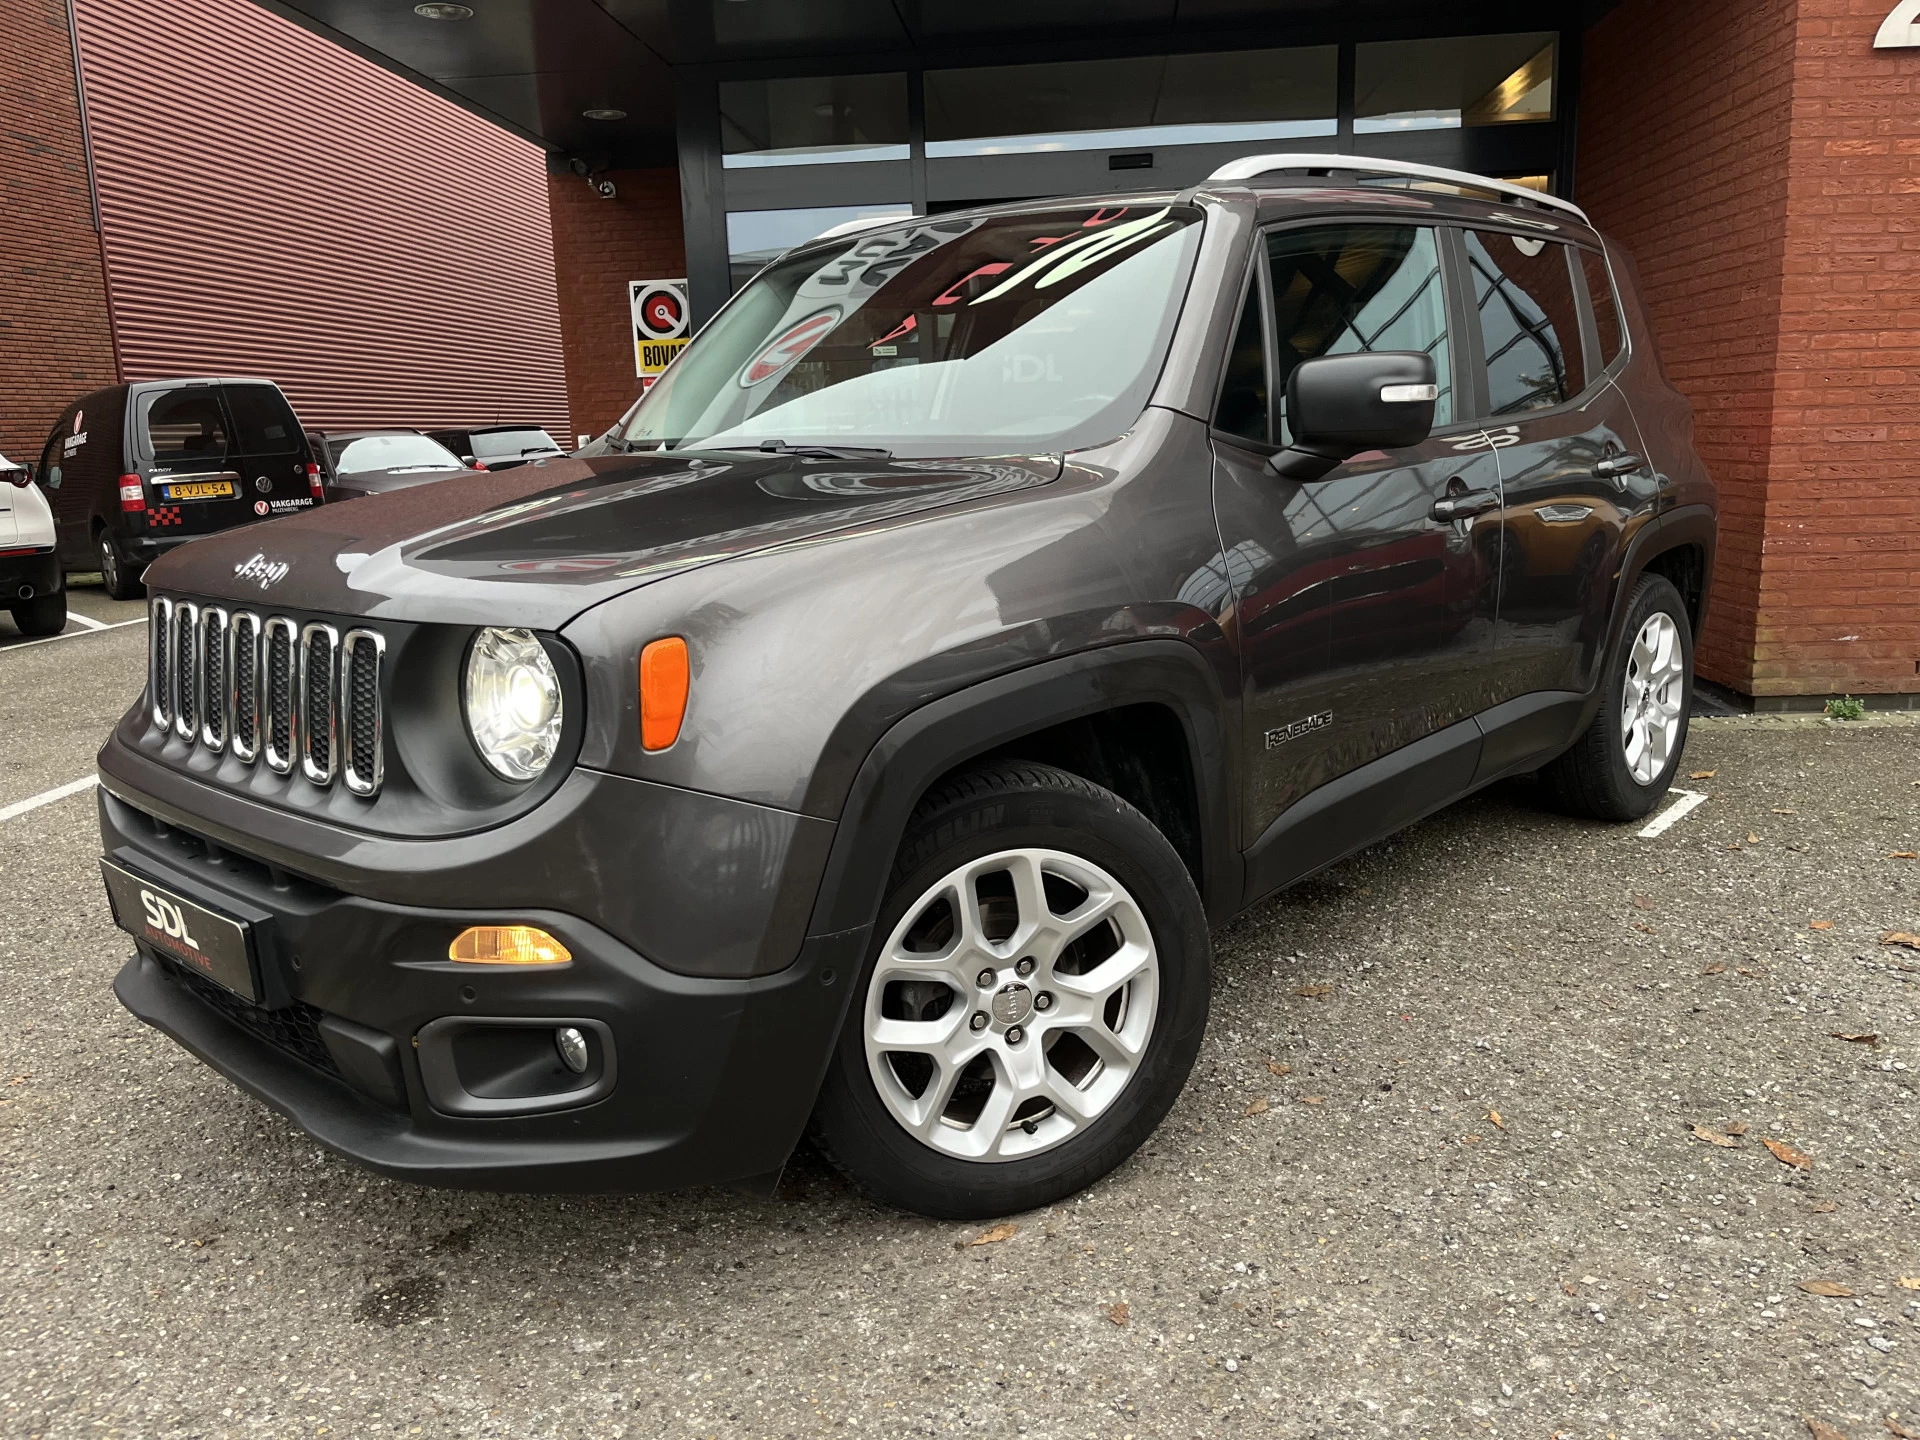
464,627 -> 562,781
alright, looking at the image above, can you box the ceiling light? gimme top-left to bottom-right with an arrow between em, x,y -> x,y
582,107 -> 627,121
413,2 -> 473,16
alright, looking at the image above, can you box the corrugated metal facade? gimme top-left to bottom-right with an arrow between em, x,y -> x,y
73,0 -> 569,440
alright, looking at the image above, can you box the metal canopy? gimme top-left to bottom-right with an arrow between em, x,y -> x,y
254,0 -> 1582,168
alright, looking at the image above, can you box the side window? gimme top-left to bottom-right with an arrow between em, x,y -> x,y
223,384 -> 302,455
1577,247 -> 1625,371
1212,271 -> 1269,445
141,390 -> 230,466
1266,224 -> 1454,442
38,428 -> 63,489
1464,230 -> 1588,413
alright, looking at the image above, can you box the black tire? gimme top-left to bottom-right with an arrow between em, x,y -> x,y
1540,573 -> 1694,821
811,762 -> 1211,1220
9,589 -> 66,637
99,530 -> 144,601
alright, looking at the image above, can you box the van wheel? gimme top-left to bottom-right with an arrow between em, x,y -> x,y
811,762 -> 1211,1220
1541,572 -> 1694,821
99,532 -> 144,601
9,590 -> 67,637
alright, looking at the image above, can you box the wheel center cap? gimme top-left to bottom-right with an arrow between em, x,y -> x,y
991,983 -> 1033,1027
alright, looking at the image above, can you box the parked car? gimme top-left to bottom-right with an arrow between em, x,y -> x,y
33,378 -> 323,600
428,424 -> 566,471
309,429 -> 473,501
0,453 -> 64,635
98,156 -> 1714,1221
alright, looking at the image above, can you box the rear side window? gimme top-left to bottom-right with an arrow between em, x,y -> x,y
1266,224 -> 1455,441
1578,248 -> 1625,370
223,384 -> 302,455
1213,273 -> 1269,445
1464,231 -> 1587,413
141,389 -> 229,465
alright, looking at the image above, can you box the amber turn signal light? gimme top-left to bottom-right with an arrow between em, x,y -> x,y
639,636 -> 689,751
448,925 -> 572,965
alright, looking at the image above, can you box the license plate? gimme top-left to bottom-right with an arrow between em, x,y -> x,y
101,859 -> 258,1002
163,480 -> 235,500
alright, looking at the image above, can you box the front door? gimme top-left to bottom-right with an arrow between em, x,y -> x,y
1459,228 -> 1659,702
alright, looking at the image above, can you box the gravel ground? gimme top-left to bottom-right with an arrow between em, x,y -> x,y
1,626 -> 1915,1439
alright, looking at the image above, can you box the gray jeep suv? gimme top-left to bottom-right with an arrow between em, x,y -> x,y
97,156 -> 1714,1220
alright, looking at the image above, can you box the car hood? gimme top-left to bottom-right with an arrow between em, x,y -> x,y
143,449 -> 1061,627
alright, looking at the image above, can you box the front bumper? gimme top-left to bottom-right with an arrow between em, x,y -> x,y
100,773 -> 864,1194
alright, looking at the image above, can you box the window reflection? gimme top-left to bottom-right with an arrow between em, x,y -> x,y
1356,34 -> 1555,134
726,205 -> 914,291
721,74 -> 910,168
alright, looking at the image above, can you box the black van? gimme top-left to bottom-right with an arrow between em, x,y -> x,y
34,379 -> 324,600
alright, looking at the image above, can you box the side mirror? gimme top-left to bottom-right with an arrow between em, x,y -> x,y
1266,351 -> 1438,482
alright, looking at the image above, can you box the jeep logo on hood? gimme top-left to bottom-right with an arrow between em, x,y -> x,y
233,553 -> 290,590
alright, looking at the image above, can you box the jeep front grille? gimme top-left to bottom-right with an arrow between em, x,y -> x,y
149,598 -> 384,798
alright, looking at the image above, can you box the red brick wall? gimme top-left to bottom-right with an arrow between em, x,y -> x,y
1578,0 -> 1800,694
1582,0 -> 1920,696
547,167 -> 687,441
0,0 -> 119,463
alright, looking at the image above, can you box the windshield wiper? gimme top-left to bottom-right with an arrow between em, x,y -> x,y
717,439 -> 894,461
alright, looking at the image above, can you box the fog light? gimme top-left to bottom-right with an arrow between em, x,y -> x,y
555,1026 -> 590,1074
448,925 -> 572,965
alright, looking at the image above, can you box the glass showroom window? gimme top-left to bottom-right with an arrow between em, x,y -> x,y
720,73 -> 910,168
924,48 -> 1337,158
725,205 -> 915,292
1355,33 -> 1556,134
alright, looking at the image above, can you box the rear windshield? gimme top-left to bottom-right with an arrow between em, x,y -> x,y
470,428 -> 562,461
331,433 -> 464,475
139,389 -> 229,466
617,202 -> 1204,458
223,384 -> 303,455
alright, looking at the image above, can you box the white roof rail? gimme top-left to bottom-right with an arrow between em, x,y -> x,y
1204,152 -> 1588,224
809,213 -> 911,243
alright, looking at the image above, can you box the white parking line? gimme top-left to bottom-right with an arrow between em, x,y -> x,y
0,775 -> 98,824
65,612 -> 110,631
0,616 -> 146,652
1637,788 -> 1707,839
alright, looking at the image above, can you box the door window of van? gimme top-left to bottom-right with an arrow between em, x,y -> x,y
223,384 -> 302,455
141,390 -> 229,465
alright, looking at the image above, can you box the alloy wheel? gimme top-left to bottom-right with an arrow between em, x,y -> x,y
99,536 -> 118,591
1620,611 -> 1685,785
862,848 -> 1160,1163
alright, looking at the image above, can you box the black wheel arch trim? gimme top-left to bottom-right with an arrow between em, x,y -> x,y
803,639 -> 1242,940
1613,504 -> 1716,647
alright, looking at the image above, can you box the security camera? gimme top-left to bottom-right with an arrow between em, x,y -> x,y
594,177 -> 617,199
568,156 -> 591,178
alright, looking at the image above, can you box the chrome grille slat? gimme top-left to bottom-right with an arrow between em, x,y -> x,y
147,596 -> 384,798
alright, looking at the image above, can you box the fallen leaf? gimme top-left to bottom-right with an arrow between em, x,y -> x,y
1703,961 -> 1728,976
1632,894 -> 1655,911
1633,922 -> 1655,934
1690,769 -> 1717,779
1266,1060 -> 1292,1077
1295,984 -> 1332,999
1488,1110 -> 1505,1130
1747,832 -> 1761,844
1810,920 -> 1835,931
1108,1301 -> 1130,1325
1691,1124 -> 1738,1148
1809,1199 -> 1838,1214
1773,807 -> 1799,815
1727,843 -> 1744,852
1724,1121 -> 1750,1136
1805,1418 -> 1849,1440
1881,932 -> 1920,950
1561,1281 -> 1579,1296
1737,966 -> 1766,978
967,1223 -> 1017,1247
1763,1137 -> 1814,1171
1799,1279 -> 1854,1298
1244,1097 -> 1269,1117
1886,1417 -> 1919,1440
1898,1276 -> 1920,1290
1299,1095 -> 1326,1106
1461,1134 -> 1483,1144
1889,852 -> 1918,860
1829,1031 -> 1880,1047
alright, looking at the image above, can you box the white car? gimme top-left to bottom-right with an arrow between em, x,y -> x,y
0,453 -> 65,635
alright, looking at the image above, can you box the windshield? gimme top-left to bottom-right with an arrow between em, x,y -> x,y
332,433 -> 464,475
618,202 -> 1203,458
471,428 -> 562,461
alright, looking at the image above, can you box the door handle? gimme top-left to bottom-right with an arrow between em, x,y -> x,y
1431,488 -> 1500,522
1593,452 -> 1645,479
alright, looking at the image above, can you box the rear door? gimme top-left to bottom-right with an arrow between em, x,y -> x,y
136,385 -> 242,537
1459,228 -> 1659,707
221,383 -> 317,523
